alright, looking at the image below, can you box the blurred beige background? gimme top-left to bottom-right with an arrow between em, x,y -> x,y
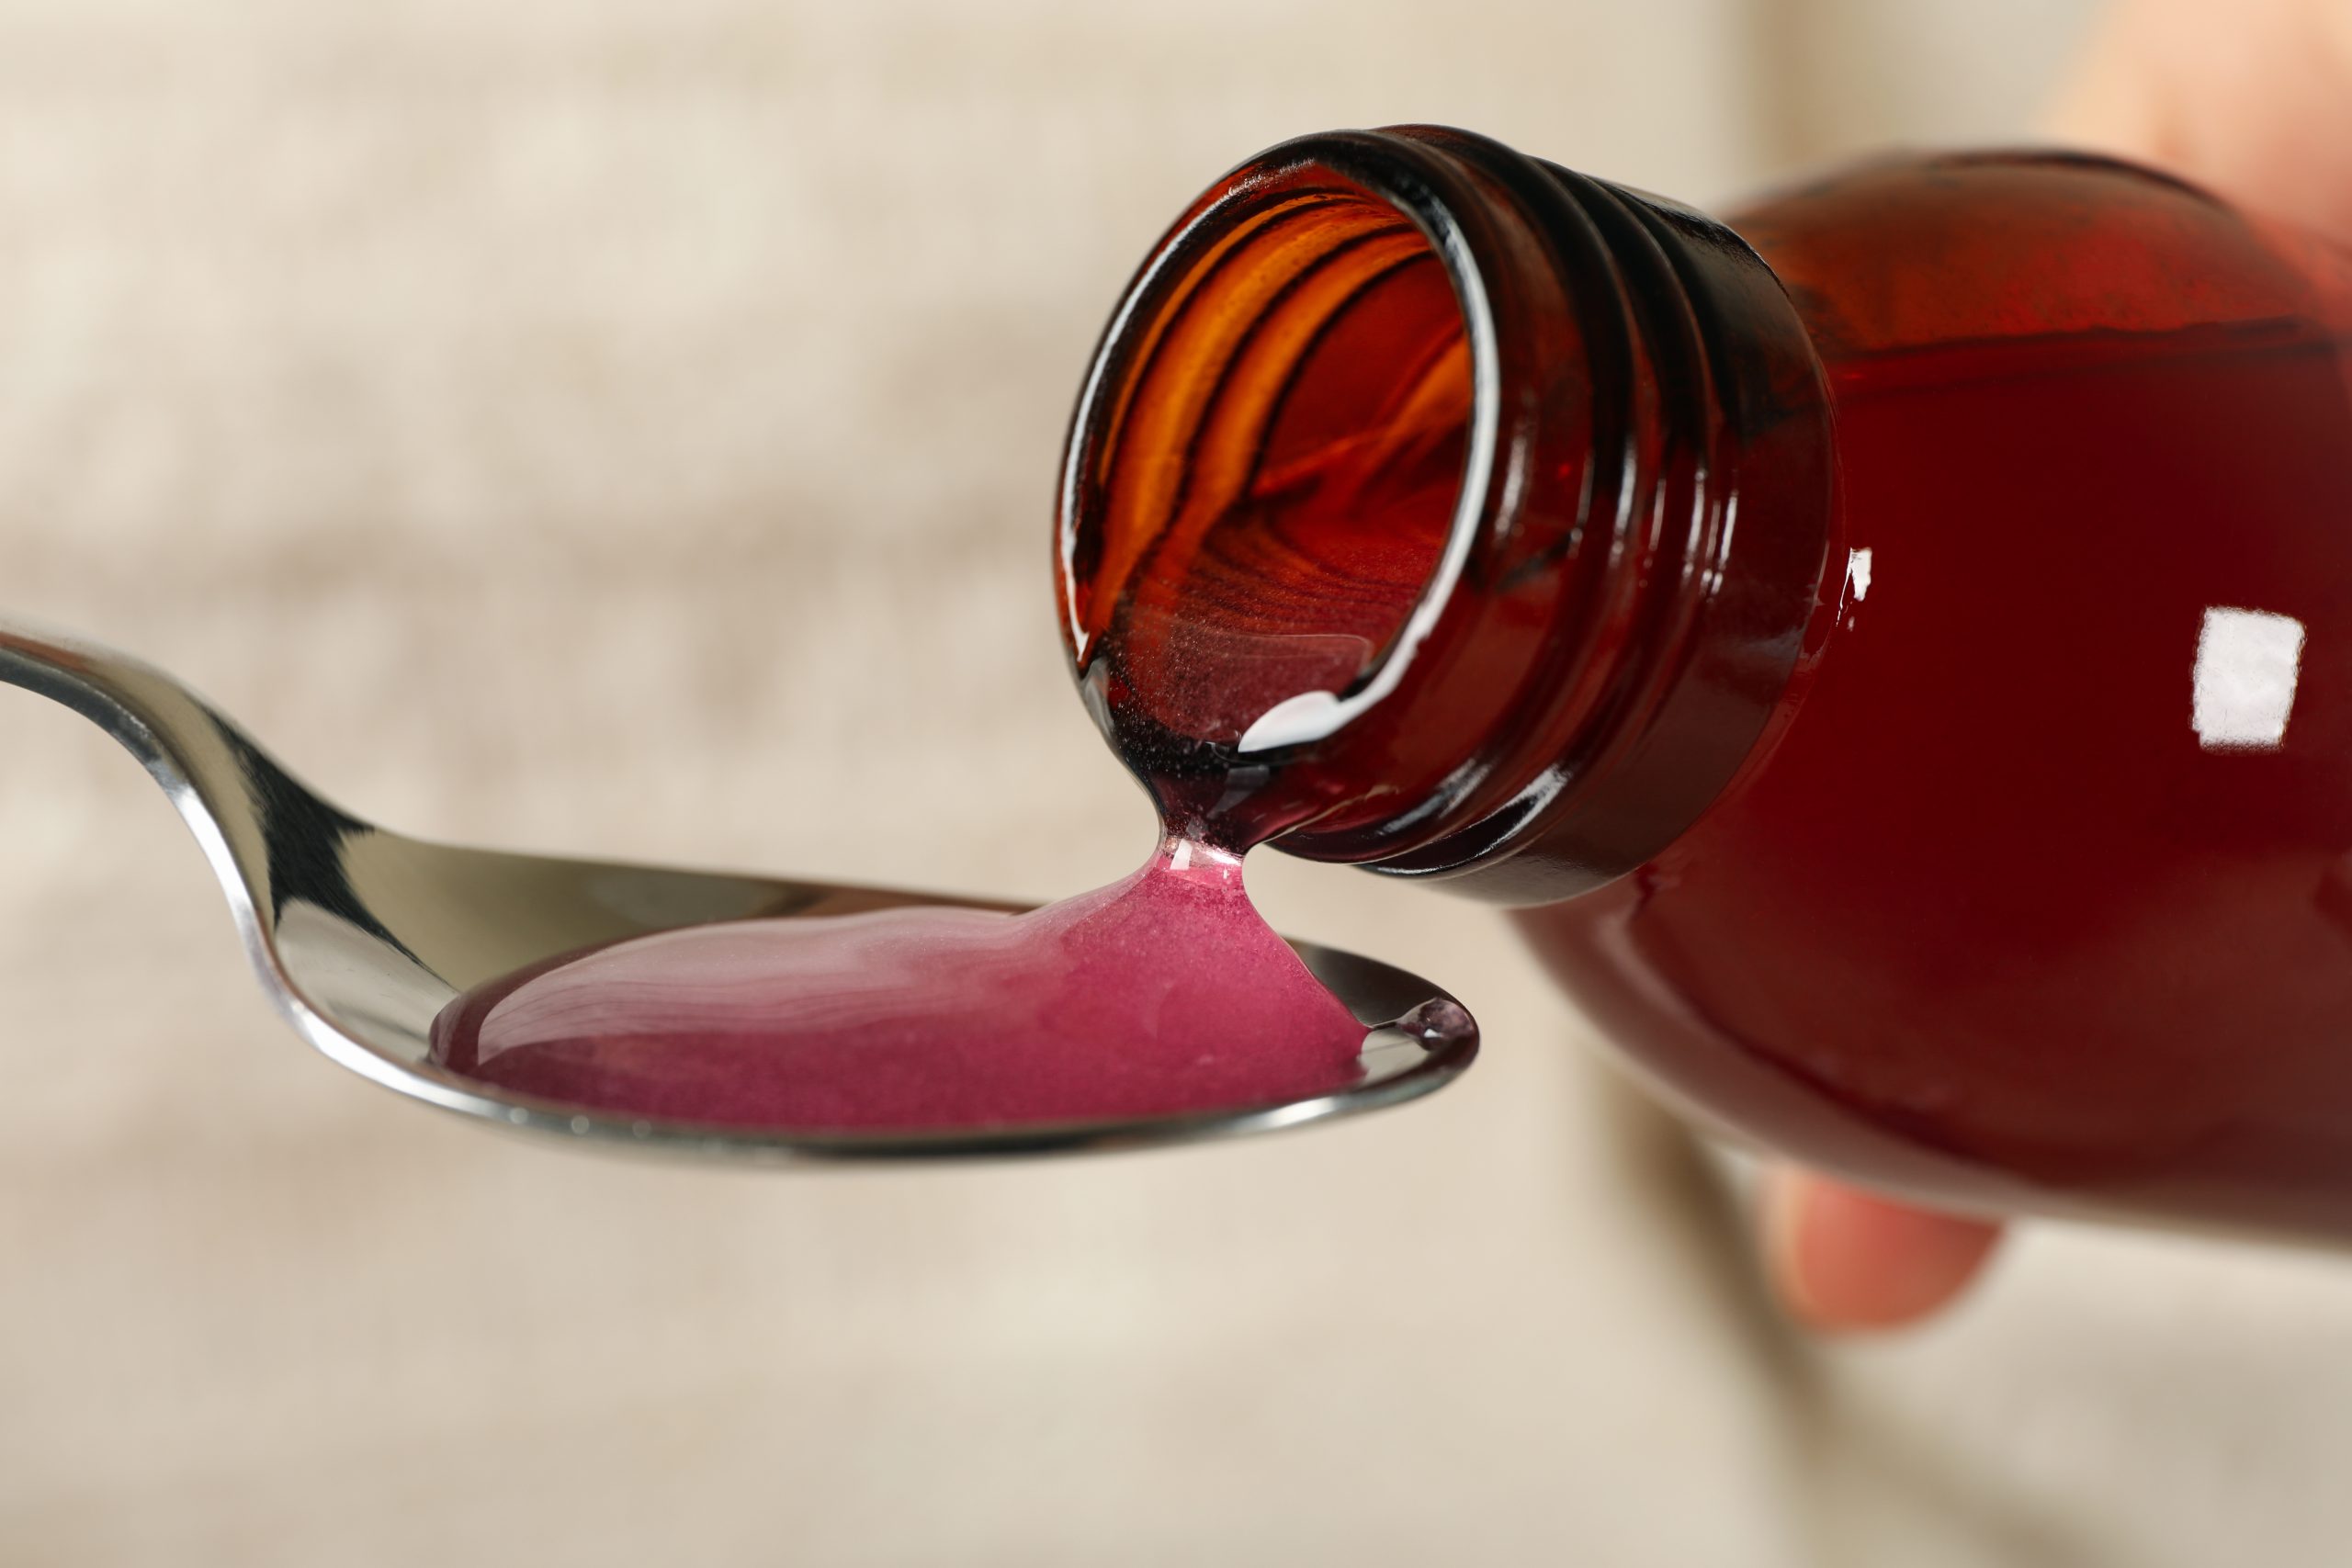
7,1 -> 2352,1563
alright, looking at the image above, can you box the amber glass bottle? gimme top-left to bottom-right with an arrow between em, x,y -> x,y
1057,126 -> 2352,1242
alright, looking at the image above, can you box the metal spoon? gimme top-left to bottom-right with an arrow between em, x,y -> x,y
0,618 -> 1476,1161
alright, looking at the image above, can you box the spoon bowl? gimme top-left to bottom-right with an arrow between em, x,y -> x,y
0,619 -> 1476,1160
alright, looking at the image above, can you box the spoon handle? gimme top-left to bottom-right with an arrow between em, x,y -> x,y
0,616 -> 301,947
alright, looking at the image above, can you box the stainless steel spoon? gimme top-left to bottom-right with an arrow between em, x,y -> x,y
0,618 -> 1476,1161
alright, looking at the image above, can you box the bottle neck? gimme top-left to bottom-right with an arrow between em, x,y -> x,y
1057,127 -> 1835,898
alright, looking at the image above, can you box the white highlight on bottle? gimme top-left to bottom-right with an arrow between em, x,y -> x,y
2192,605 -> 2305,750
1238,690 -> 1344,752
1847,547 -> 1873,603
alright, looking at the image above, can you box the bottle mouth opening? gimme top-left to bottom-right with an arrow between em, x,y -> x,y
1057,137 -> 1501,823
1060,127 -> 1834,887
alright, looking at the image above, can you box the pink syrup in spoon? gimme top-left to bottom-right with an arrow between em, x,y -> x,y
428,837 -> 1370,1130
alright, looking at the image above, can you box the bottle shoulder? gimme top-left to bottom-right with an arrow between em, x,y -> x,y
1731,149 -> 2352,368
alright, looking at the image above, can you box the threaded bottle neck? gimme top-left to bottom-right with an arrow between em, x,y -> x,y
1057,126 -> 1835,897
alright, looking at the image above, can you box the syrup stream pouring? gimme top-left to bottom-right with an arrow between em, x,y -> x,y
0,618 -> 1476,1160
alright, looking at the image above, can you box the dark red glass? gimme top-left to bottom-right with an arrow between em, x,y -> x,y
1058,127 -> 2352,1241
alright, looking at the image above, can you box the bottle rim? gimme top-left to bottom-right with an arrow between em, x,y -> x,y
1058,126 -> 1832,894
